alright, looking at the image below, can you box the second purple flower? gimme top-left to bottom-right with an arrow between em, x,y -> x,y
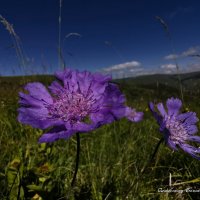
149,97 -> 200,160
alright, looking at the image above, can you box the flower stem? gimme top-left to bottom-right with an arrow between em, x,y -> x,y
71,132 -> 80,187
141,137 -> 164,174
123,137 -> 164,199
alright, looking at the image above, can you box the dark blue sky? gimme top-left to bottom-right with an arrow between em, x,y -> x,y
0,0 -> 200,77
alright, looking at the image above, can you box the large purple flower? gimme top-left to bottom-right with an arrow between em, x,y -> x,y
18,69 -> 143,143
149,97 -> 200,160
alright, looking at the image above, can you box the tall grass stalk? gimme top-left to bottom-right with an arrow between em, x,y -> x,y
0,15 -> 26,75
58,0 -> 65,69
156,16 -> 184,104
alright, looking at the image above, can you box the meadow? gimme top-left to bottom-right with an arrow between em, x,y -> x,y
1,72 -> 200,200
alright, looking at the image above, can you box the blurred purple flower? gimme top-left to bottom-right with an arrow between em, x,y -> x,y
149,97 -> 200,160
18,69 -> 143,143
125,107 -> 143,122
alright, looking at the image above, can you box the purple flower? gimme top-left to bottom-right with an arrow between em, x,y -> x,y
18,69 -> 143,143
149,97 -> 200,160
125,107 -> 143,122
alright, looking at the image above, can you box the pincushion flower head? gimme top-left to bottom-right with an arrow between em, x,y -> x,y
18,69 -> 143,143
149,97 -> 200,160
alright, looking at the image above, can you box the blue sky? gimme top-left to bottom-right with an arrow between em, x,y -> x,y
0,0 -> 200,77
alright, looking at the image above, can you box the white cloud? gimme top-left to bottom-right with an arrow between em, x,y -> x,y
185,63 -> 200,72
164,46 -> 200,60
164,54 -> 179,60
160,64 -> 177,70
99,55 -> 200,79
182,47 -> 200,56
129,68 -> 144,73
102,61 -> 141,72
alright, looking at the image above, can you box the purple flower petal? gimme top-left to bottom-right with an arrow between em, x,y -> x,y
68,121 -> 96,132
39,129 -> 75,143
166,97 -> 182,116
177,112 -> 198,125
188,136 -> 200,143
77,71 -> 93,94
111,107 -> 127,119
185,125 -> 198,135
149,102 -> 162,125
125,107 -> 143,122
24,82 -> 53,104
55,69 -> 71,84
166,137 -> 178,151
157,103 -> 167,117
18,107 -> 63,129
179,143 -> 200,160
19,92 -> 45,108
48,81 -> 65,95
93,73 -> 112,83
90,112 -> 105,123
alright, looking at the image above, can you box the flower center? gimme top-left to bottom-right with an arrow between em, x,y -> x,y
165,116 -> 188,144
47,92 -> 92,122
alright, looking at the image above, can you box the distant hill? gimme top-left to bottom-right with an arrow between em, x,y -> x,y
1,71 -> 200,102
116,71 -> 200,90
1,71 -> 200,87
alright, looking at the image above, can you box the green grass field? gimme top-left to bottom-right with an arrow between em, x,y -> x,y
1,73 -> 200,200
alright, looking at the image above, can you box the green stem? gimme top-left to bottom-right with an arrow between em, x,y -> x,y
124,137 -> 164,199
7,167 -> 19,199
141,137 -> 164,174
71,132 -> 80,187
17,170 -> 21,200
